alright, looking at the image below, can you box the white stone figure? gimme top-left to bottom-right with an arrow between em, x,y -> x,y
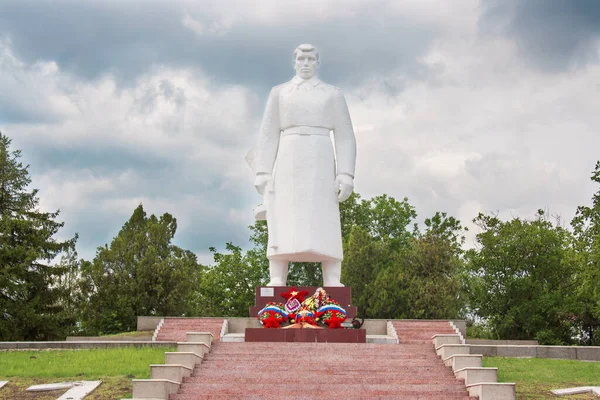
253,44 -> 356,287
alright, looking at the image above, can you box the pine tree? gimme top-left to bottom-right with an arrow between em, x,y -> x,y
0,133 -> 77,340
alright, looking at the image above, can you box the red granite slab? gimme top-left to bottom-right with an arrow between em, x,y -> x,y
244,328 -> 366,343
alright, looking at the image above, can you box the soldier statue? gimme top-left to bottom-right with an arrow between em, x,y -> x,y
252,44 -> 356,287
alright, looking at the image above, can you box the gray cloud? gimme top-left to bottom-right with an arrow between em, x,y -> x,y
480,0 -> 600,71
0,0 -> 438,95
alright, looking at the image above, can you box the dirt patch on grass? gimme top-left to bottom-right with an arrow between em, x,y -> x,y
0,377 -> 132,400
517,382 -> 598,399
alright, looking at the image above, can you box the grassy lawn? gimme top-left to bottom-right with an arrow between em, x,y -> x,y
0,347 -> 175,400
484,357 -> 600,399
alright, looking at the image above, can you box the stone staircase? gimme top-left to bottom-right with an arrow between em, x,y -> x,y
131,319 -> 515,399
155,318 -> 224,342
393,320 -> 458,344
171,340 -> 476,399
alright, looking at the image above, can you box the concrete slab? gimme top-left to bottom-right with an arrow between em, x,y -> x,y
432,334 -> 461,348
466,382 -> 516,400
221,333 -> 245,342
468,344 -> 498,356
455,367 -> 498,385
186,332 -> 214,346
496,345 -> 537,358
57,381 -> 102,400
150,364 -> 192,383
164,352 -> 203,368
27,380 -> 102,399
366,334 -> 398,344
536,346 -> 577,360
27,382 -> 74,391
176,342 -> 210,356
132,379 -> 180,400
577,347 -> 600,361
437,344 -> 470,359
551,386 -> 600,396
443,354 -> 483,371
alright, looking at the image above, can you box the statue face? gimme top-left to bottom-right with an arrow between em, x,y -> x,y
294,51 -> 319,79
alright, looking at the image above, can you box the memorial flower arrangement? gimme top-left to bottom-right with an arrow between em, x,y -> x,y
257,302 -> 288,328
316,299 -> 347,329
257,287 -> 347,329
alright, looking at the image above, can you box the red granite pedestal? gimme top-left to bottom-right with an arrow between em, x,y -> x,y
246,286 -> 366,343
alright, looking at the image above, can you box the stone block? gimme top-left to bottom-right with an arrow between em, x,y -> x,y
450,319 -> 467,338
132,379 -> 180,400
496,345 -> 536,358
437,344 -> 470,359
432,334 -> 461,348
57,381 -> 102,400
455,367 -> 498,385
443,354 -> 483,371
361,319 -> 387,335
244,328 -> 286,342
185,332 -> 213,346
367,334 -> 397,344
225,318 -> 262,333
137,317 -> 164,331
552,386 -> 600,396
466,382 -> 516,400
164,352 -> 203,369
220,333 -> 245,342
150,364 -> 192,383
536,346 -> 577,360
468,345 -> 497,356
576,347 -> 600,361
176,342 -> 210,356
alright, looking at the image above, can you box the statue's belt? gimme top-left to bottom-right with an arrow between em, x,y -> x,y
281,126 -> 331,137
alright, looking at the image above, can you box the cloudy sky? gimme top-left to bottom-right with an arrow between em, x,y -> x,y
1,0 -> 599,264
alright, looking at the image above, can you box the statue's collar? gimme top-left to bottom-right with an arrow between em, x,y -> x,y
291,76 -> 321,87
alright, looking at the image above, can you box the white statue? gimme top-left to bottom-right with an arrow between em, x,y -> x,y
251,44 -> 356,287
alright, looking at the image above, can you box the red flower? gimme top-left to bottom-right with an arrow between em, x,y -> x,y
281,287 -> 309,303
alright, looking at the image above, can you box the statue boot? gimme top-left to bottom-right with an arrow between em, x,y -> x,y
322,260 -> 344,287
267,259 -> 289,286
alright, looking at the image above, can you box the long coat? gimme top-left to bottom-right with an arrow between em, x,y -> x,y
255,76 -> 356,262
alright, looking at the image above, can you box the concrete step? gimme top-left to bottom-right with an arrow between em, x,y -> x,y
455,367 -> 498,385
177,383 -> 471,393
164,352 -> 203,369
432,334 -> 462,347
172,393 -> 475,400
132,379 -> 180,400
443,354 -> 483,371
437,344 -> 470,359
185,332 -> 214,345
466,382 -> 516,400
149,364 -> 193,383
176,342 -> 210,356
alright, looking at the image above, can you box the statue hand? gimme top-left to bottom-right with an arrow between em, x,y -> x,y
254,173 -> 271,195
335,174 -> 354,202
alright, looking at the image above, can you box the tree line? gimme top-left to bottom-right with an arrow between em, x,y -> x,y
1,132 -> 599,345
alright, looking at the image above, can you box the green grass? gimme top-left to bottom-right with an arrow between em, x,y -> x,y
0,347 -> 174,378
484,357 -> 600,399
0,347 -> 175,400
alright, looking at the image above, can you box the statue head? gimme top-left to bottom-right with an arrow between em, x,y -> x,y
293,44 -> 320,80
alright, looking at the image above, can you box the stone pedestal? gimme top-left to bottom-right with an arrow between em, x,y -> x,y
247,286 -> 365,343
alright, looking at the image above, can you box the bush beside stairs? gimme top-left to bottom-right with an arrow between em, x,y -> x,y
128,319 -> 516,399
